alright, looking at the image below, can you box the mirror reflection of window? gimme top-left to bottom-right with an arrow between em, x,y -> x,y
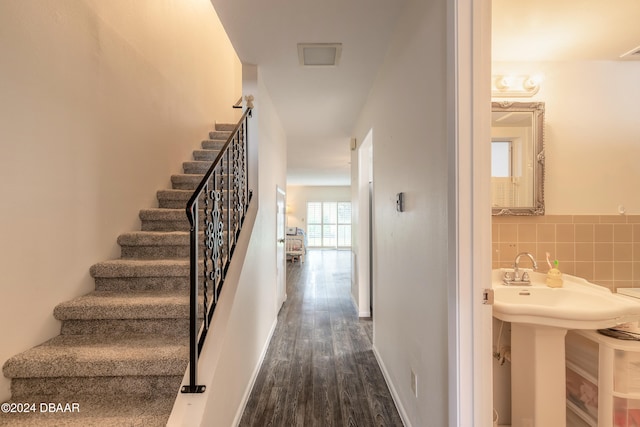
491,141 -> 512,177
491,139 -> 518,207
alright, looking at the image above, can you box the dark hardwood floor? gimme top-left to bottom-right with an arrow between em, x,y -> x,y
239,249 -> 404,427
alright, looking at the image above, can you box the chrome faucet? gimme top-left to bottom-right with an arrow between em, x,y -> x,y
503,252 -> 538,285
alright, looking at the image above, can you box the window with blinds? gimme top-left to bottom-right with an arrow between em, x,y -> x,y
306,202 -> 351,248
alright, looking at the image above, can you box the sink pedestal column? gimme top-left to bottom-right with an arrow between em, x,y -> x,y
511,323 -> 567,427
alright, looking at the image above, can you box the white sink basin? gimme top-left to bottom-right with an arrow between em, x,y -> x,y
492,268 -> 640,426
492,268 -> 640,329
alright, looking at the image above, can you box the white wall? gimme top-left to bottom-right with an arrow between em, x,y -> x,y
493,61 -> 640,214
285,185 -> 351,230
0,0 -> 241,401
352,0 -> 450,424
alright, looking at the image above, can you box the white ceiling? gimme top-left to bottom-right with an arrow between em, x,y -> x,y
210,0 -> 640,186
210,0 -> 408,186
492,0 -> 640,62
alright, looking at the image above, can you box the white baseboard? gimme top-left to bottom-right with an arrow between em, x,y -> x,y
232,317 -> 278,426
372,345 -> 411,427
350,293 -> 371,318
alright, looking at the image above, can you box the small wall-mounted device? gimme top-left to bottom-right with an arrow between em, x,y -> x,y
396,192 -> 404,212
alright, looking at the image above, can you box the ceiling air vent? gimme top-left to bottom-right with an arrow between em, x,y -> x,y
620,45 -> 640,60
298,43 -> 342,67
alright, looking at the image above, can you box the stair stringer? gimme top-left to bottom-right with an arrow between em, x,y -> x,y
167,198 -> 268,426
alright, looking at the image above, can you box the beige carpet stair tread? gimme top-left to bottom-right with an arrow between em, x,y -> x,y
90,259 -> 192,278
181,161 -> 229,175
157,189 -> 230,199
139,208 -> 187,220
117,231 -> 191,246
192,149 -> 223,161
54,291 -> 189,320
201,139 -> 226,150
208,130 -> 232,139
139,208 -> 227,218
3,334 -> 188,378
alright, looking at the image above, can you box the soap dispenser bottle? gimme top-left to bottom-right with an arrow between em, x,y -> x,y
546,259 -> 563,288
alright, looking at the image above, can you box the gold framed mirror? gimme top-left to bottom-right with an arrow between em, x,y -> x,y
491,101 -> 545,216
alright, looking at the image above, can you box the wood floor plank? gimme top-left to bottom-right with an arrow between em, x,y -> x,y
239,250 -> 403,427
312,360 -> 343,426
281,337 -> 312,427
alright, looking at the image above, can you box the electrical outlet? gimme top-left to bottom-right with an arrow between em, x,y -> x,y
410,369 -> 418,398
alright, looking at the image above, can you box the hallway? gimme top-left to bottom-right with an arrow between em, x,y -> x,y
239,250 -> 403,426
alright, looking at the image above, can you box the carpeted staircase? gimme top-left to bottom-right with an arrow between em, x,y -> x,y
1,124 -> 235,427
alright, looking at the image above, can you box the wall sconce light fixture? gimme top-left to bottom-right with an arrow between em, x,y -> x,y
492,75 -> 542,98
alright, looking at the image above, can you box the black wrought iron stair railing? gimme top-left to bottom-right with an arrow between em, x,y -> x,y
181,107 -> 253,394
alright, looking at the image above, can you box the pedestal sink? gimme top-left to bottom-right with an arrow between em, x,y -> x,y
491,269 -> 640,427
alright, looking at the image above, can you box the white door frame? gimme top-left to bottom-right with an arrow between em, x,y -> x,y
276,186 -> 287,311
356,130 -> 373,318
448,0 -> 492,425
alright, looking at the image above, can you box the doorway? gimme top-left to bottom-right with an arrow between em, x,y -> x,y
276,186 -> 287,311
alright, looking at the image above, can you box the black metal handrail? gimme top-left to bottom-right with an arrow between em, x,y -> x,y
181,107 -> 253,394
